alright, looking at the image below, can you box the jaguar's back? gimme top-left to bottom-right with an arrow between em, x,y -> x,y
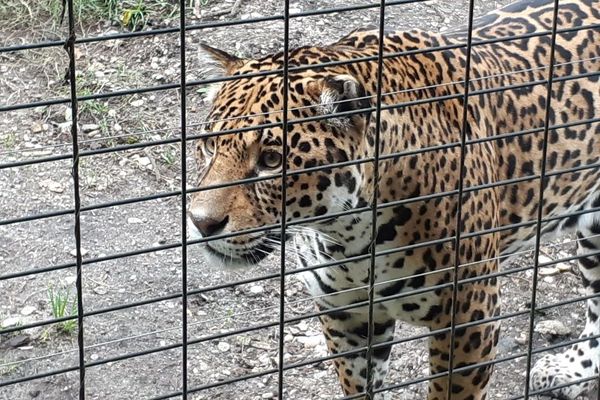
461,0 -> 600,253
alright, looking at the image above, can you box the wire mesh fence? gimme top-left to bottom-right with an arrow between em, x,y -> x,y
1,0 -> 599,399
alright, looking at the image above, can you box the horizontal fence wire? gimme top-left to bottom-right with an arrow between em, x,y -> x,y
1,0 -> 599,399
3,158 -> 600,283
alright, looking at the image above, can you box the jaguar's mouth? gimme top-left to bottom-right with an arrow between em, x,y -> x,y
204,241 -> 272,265
200,233 -> 287,267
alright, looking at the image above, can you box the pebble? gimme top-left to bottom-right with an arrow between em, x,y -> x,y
81,123 -> 100,132
47,181 -> 64,193
1,316 -> 22,328
69,248 -> 89,258
217,341 -> 231,352
131,99 -> 144,107
248,285 -> 264,295
20,305 -> 36,316
296,335 -> 323,348
497,337 -> 520,353
127,217 -> 143,224
31,122 -> 43,133
538,267 -> 559,276
556,263 -> 572,273
538,254 -> 553,264
64,107 -> 73,121
93,286 -> 107,295
2,334 -> 30,348
64,275 -> 77,285
136,156 -> 151,167
198,360 -> 209,371
535,319 -> 571,336
261,393 -> 274,399
515,334 -> 528,345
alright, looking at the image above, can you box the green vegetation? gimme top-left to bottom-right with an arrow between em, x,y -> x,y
47,285 -> 78,335
0,0 -> 182,33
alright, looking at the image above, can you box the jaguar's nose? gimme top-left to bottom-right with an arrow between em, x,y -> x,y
188,213 -> 229,237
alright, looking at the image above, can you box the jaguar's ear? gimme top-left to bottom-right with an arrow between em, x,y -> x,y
312,75 -> 372,131
199,43 -> 246,76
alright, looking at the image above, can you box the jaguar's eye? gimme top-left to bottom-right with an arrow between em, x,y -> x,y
203,137 -> 216,156
259,150 -> 283,169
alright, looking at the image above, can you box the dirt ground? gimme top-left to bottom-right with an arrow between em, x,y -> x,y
0,0 -> 595,399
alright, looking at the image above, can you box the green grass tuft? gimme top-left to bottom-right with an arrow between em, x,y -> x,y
47,285 -> 78,335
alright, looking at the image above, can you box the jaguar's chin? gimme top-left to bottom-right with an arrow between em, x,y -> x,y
196,232 -> 287,269
201,242 -> 274,268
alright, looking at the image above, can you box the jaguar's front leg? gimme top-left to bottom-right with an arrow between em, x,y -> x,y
427,278 -> 501,400
318,308 -> 396,399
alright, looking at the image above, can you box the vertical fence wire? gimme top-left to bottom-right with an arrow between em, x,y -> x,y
446,0 -> 476,398
522,0 -> 561,398
179,0 -> 189,398
65,0 -> 86,397
365,1 -> 387,398
277,0 -> 291,398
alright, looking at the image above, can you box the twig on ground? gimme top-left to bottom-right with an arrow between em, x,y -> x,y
197,0 -> 243,20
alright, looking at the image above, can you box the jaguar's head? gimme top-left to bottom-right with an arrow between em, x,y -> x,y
188,43 -> 373,267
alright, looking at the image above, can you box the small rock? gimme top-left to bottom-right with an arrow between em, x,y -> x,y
93,286 -> 108,295
31,122 -> 43,133
2,334 -> 30,348
556,263 -> 572,273
248,285 -> 264,295
29,390 -> 41,398
64,275 -> 77,285
261,393 -> 274,399
538,254 -> 553,265
296,335 -> 323,348
136,156 -> 151,167
90,353 -> 99,361
497,337 -> 519,353
1,316 -> 22,328
535,320 -> 571,336
515,334 -> 528,345
47,181 -> 64,193
127,217 -> 143,224
64,107 -> 73,121
69,248 -> 89,258
81,123 -> 100,132
20,305 -> 36,316
217,341 -> 230,352
198,360 -> 209,371
538,267 -> 559,276
131,99 -> 144,107
56,122 -> 72,134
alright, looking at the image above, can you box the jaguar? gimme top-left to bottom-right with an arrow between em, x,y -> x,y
188,0 -> 600,398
